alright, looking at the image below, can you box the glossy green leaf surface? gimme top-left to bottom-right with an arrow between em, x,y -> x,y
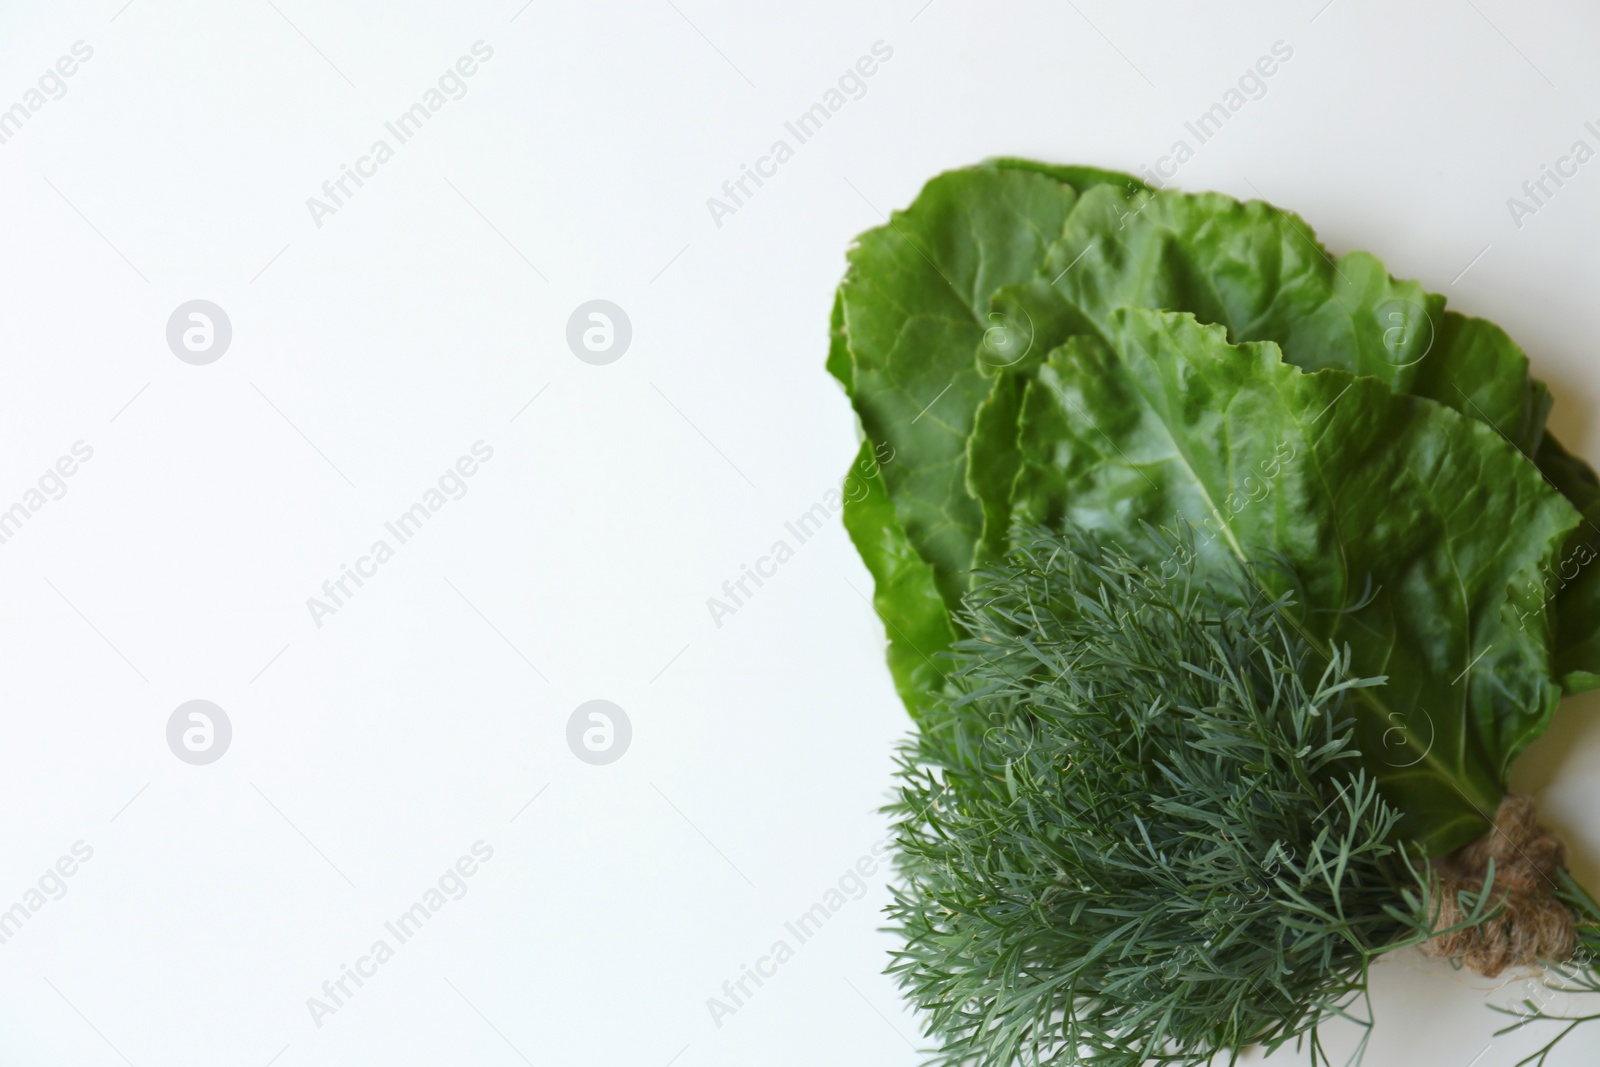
831,163 -> 1145,714
838,165 -> 1080,611
972,179 -> 1600,696
1009,310 -> 1579,853
1537,431 -> 1600,693
971,183 -> 1551,558
837,439 -> 955,716
828,161 -> 1600,854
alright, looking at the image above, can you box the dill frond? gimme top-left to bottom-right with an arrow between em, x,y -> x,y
886,526 -> 1441,1066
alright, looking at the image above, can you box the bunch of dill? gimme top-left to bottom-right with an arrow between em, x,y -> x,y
886,527 -> 1448,1066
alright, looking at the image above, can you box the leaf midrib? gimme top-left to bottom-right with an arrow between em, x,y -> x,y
1101,338 -> 1496,823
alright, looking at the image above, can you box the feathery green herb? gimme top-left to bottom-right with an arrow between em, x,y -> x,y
887,527 -> 1463,1066
1493,874 -> 1600,1066
831,160 -> 1600,1065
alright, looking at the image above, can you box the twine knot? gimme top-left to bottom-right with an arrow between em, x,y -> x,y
1419,795 -> 1574,977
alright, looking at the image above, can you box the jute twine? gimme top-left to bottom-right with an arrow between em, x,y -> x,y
1419,795 -> 1575,978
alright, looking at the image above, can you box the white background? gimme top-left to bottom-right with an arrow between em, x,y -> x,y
0,1 -> 1597,1064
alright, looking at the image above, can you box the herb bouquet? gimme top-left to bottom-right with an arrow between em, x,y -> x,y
828,160 -> 1600,1065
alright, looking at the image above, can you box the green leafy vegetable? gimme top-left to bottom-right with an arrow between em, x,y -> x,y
838,437 -> 954,715
1009,309 -> 1577,854
836,165 -> 1081,613
831,162 -> 1600,841
829,158 -> 1600,1067
833,164 -> 1600,701
833,163 -> 1145,710
1038,182 -> 1540,436
1536,431 -> 1600,693
889,527 -> 1458,1067
977,182 -> 1566,615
